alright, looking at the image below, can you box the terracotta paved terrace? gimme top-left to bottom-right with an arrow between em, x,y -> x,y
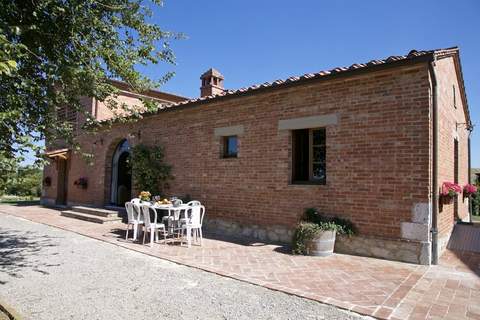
0,204 -> 478,320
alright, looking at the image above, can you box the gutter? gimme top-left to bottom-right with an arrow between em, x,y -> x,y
429,58 -> 439,265
468,127 -> 473,222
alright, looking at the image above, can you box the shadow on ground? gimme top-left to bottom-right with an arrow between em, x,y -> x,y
106,226 -> 292,253
0,228 -> 60,281
447,223 -> 480,276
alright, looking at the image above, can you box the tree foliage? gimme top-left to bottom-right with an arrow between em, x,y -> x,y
0,164 -> 42,197
130,144 -> 172,196
0,0 -> 180,164
472,176 -> 480,216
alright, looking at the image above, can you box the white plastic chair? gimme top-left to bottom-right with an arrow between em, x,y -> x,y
140,204 -> 167,247
180,205 -> 205,247
125,202 -> 143,241
131,198 -> 141,204
172,199 -> 183,207
176,201 -> 200,227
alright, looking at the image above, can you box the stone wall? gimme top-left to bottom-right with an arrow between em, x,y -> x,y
204,218 -> 293,244
335,234 -> 431,265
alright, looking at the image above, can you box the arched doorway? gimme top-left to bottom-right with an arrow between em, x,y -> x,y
110,139 -> 132,206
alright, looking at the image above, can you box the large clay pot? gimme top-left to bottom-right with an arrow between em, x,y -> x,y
307,230 -> 336,256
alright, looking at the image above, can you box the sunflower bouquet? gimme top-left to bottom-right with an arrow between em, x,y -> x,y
139,191 -> 151,202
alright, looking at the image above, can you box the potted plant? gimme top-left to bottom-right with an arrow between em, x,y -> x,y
463,184 -> 477,198
73,177 -> 88,189
43,176 -> 52,187
440,182 -> 462,204
292,208 -> 354,256
139,191 -> 151,203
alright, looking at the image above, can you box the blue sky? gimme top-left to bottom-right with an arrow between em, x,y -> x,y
22,0 -> 480,166
139,0 -> 480,165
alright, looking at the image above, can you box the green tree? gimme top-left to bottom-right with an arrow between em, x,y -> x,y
5,165 -> 43,197
0,0 -> 180,165
0,153 -> 20,196
472,175 -> 480,216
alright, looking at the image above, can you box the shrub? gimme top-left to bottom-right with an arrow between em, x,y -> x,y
303,208 -> 355,236
130,144 -> 173,197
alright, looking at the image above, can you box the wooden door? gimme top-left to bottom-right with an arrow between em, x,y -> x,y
56,159 -> 68,205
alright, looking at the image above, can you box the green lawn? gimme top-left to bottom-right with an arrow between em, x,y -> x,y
472,215 -> 480,223
0,195 -> 40,205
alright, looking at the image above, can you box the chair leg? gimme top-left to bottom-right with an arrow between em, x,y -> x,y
199,228 -> 203,246
163,227 -> 167,244
133,223 -> 138,241
143,228 -> 146,245
150,229 -> 154,247
125,224 -> 129,240
186,226 -> 192,248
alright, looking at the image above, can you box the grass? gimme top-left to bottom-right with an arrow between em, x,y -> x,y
0,195 -> 40,205
472,214 -> 480,223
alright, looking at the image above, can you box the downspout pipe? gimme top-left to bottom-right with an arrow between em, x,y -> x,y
429,58 -> 439,265
468,129 -> 473,222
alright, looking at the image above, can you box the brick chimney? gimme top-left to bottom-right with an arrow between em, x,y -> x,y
200,68 -> 224,97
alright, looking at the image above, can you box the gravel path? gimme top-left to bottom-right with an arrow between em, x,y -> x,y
0,213 -> 369,320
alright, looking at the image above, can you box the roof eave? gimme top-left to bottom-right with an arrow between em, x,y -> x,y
153,53 -> 434,112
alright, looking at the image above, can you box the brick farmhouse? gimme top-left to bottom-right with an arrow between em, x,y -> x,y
42,47 -> 472,265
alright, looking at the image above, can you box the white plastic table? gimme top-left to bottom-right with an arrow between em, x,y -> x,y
152,204 -> 192,247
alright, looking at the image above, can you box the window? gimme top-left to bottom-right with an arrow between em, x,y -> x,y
292,128 -> 326,184
223,135 -> 238,158
453,85 -> 457,109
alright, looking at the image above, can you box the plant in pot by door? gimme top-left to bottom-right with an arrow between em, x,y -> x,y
292,208 -> 355,257
73,177 -> 88,189
43,176 -> 52,187
440,182 -> 462,205
463,184 -> 477,199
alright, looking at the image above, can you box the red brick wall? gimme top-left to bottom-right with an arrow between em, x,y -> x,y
44,63 -> 435,240
435,56 -> 470,237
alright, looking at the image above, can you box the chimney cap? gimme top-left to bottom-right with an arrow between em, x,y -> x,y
200,68 -> 224,80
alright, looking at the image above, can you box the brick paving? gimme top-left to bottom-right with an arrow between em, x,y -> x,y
0,204 -> 478,320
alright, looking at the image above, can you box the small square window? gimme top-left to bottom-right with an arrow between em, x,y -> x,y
223,136 -> 238,158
